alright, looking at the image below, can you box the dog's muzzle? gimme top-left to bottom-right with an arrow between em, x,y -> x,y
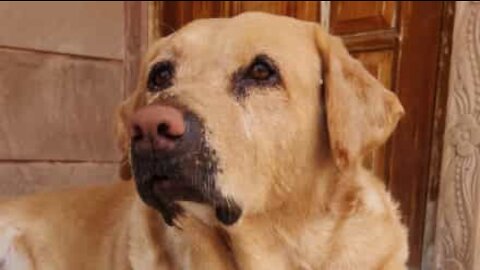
129,104 -> 241,226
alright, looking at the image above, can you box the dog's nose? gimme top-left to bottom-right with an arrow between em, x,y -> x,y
130,105 -> 186,151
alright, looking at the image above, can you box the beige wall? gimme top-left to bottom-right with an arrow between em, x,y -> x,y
0,2 -> 124,59
0,1 -> 126,196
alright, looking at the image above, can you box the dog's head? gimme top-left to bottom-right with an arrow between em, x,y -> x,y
117,13 -> 404,226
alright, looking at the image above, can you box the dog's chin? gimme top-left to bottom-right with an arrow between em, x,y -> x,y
152,176 -> 207,203
135,175 -> 242,227
176,201 -> 219,226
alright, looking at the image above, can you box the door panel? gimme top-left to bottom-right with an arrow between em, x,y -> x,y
151,2 -> 448,268
388,3 -> 444,266
157,1 -> 320,35
330,1 -> 397,34
229,1 -> 319,21
161,1 -> 230,35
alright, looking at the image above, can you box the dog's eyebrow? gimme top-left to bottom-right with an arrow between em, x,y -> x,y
231,54 -> 283,101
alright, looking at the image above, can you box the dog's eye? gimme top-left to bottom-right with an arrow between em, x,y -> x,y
247,58 -> 276,81
147,61 -> 174,92
231,54 -> 282,100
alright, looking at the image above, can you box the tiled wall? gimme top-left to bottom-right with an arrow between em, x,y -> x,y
0,2 -> 127,196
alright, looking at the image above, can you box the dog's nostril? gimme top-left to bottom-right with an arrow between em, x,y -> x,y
157,123 -> 170,136
157,122 -> 182,140
132,125 -> 143,142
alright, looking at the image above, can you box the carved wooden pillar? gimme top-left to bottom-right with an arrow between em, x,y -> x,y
434,2 -> 480,269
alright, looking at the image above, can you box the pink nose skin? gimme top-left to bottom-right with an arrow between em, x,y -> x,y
130,105 -> 186,152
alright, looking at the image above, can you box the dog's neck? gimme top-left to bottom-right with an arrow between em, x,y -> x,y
129,163 -> 364,270
220,167 -> 340,270
182,163 -> 344,270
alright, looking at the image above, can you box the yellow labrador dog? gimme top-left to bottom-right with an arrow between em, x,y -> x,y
0,12 -> 408,269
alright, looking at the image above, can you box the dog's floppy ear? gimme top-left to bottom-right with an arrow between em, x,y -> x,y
116,90 -> 145,180
315,26 -> 404,170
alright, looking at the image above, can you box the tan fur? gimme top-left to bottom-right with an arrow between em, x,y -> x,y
0,13 -> 408,269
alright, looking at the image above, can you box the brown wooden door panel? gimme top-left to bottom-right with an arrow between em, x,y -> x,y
388,2 -> 445,266
229,1 -> 319,21
331,1 -> 397,34
159,1 -> 320,35
160,1 -> 230,35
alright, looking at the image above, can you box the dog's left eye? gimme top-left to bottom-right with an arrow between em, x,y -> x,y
147,61 -> 175,92
231,54 -> 281,100
246,57 -> 276,81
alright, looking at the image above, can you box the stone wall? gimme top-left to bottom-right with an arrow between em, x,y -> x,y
434,2 -> 480,269
0,2 -> 126,196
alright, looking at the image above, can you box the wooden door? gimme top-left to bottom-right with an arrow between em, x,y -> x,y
149,2 -> 453,268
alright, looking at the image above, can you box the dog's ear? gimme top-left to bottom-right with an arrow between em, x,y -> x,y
116,91 -> 145,180
314,26 -> 404,170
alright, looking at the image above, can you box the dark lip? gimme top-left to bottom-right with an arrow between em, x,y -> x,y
137,174 -> 243,226
151,176 -> 207,203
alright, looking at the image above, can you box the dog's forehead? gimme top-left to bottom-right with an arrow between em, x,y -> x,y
150,13 -> 313,65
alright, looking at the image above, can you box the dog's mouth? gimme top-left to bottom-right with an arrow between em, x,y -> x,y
151,175 -> 206,202
134,167 -> 242,227
130,111 -> 242,226
153,177 -> 242,225
151,175 -> 241,226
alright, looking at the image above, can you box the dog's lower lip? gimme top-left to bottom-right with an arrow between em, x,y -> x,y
153,176 -> 174,188
154,179 -> 172,189
150,175 -> 208,202
152,175 -> 169,182
152,176 -> 187,191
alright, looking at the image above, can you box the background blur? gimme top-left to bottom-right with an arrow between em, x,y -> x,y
0,2 -> 479,270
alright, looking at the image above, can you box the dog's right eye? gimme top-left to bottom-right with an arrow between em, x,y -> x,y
147,61 -> 175,92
